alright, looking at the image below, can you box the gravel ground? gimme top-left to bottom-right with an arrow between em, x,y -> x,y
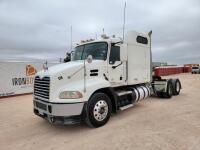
0,73 -> 200,150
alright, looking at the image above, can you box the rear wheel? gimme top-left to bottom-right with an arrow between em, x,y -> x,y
85,93 -> 112,128
163,81 -> 173,98
172,79 -> 181,95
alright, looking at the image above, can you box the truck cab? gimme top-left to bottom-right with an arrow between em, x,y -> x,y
191,66 -> 200,74
33,31 -> 181,127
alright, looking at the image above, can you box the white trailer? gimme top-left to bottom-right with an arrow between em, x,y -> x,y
0,61 -> 58,97
33,31 -> 182,127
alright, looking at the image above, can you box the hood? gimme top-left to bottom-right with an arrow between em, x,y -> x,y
35,60 -> 107,102
36,60 -> 105,77
36,61 -> 82,77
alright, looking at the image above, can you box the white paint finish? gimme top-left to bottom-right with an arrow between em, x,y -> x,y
35,59 -> 110,103
51,78 -> 110,103
125,31 -> 151,85
119,43 -> 128,61
34,99 -> 84,116
108,60 -> 124,84
34,31 -> 152,106
36,61 -> 83,78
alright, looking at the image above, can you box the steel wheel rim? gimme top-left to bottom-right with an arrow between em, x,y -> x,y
93,100 -> 108,121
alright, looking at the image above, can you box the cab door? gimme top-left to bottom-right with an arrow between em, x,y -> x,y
108,44 -> 125,85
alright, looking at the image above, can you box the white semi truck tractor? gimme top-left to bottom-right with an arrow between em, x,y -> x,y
33,31 -> 182,127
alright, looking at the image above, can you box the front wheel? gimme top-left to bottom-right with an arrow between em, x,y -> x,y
85,93 -> 112,128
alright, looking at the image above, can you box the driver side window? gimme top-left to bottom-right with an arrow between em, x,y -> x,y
109,45 -> 120,64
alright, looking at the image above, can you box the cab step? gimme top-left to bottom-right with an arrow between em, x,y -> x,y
119,103 -> 134,111
116,91 -> 132,96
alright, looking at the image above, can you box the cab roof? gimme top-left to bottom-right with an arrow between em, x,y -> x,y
76,30 -> 149,47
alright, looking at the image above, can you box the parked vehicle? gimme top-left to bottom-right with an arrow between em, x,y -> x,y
191,66 -> 200,74
33,31 -> 182,127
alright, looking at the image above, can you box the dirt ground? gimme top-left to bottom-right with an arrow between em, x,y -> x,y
0,73 -> 200,150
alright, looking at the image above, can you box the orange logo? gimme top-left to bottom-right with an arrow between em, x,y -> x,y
26,65 -> 37,76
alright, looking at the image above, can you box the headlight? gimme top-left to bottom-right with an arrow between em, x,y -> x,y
59,91 -> 83,99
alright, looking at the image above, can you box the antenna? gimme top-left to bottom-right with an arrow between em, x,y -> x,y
70,25 -> 72,51
122,2 -> 126,41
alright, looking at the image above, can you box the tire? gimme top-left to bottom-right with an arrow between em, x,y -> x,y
163,81 -> 173,98
85,93 -> 112,128
172,79 -> 181,95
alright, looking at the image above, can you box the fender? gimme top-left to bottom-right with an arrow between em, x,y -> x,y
53,77 -> 111,103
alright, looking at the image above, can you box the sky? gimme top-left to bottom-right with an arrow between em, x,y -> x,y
0,0 -> 200,64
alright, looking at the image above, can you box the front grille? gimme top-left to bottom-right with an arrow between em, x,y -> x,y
34,76 -> 50,100
35,101 -> 47,111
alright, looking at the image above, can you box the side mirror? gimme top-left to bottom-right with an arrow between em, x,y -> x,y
120,43 -> 127,61
87,55 -> 93,63
70,51 -> 74,61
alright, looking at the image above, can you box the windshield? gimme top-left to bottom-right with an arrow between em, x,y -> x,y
73,42 -> 108,60
192,67 -> 199,69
